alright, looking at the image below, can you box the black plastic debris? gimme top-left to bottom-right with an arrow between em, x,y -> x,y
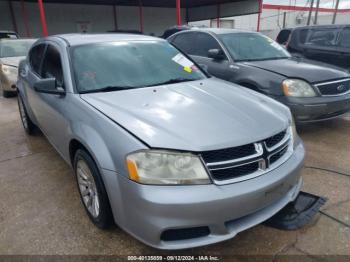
264,191 -> 327,230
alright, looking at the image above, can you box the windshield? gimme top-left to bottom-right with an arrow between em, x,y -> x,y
71,41 -> 206,93
0,39 -> 36,58
219,33 -> 291,62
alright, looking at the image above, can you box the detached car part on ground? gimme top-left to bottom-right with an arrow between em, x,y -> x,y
17,34 -> 321,250
168,29 -> 350,122
0,38 -> 36,97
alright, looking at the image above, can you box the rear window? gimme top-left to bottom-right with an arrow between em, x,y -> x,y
339,28 -> 350,48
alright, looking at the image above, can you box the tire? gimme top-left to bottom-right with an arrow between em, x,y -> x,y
74,149 -> 114,229
17,95 -> 36,135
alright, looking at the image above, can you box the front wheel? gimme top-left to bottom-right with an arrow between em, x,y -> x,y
74,149 -> 114,229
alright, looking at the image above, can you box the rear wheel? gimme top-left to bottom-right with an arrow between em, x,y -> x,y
18,96 -> 36,135
74,149 -> 113,229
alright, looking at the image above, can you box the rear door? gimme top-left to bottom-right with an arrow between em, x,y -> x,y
337,27 -> 350,71
303,27 -> 342,65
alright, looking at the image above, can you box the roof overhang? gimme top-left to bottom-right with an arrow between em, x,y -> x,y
6,0 -> 259,21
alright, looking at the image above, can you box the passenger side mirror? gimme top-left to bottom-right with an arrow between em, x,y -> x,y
34,78 -> 65,95
208,49 -> 225,60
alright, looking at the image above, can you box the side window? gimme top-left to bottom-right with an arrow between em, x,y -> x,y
172,33 -> 196,55
339,28 -> 350,48
41,45 -> 64,87
306,29 -> 340,47
276,30 -> 291,44
299,29 -> 309,44
193,33 -> 225,59
29,44 -> 46,75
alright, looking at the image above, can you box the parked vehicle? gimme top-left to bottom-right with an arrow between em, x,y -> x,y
0,30 -> 19,39
0,38 -> 36,97
168,28 -> 350,122
276,25 -> 350,71
161,25 -> 193,39
17,34 -> 304,250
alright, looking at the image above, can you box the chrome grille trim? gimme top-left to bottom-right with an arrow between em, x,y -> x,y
203,128 -> 293,185
314,78 -> 350,97
314,78 -> 350,86
265,130 -> 290,152
205,143 -> 263,167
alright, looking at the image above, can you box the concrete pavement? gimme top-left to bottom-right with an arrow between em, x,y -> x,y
0,95 -> 349,257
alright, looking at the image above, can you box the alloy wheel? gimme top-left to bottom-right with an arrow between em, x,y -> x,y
76,160 -> 100,218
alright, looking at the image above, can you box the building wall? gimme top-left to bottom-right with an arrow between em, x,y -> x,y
0,2 -> 186,37
190,6 -> 350,40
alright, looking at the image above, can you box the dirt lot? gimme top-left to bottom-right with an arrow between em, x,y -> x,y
0,94 -> 349,258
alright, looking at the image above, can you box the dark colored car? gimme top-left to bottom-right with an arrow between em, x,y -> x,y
0,31 -> 19,39
276,25 -> 350,71
161,25 -> 193,39
168,28 -> 350,122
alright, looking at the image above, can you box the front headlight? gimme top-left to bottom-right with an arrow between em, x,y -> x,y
1,64 -> 18,76
126,150 -> 211,185
282,79 -> 316,97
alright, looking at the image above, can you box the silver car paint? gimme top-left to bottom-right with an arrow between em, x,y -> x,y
17,34 -> 304,249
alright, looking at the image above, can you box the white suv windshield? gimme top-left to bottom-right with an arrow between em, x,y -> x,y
220,33 -> 291,62
72,41 -> 206,93
0,39 -> 35,58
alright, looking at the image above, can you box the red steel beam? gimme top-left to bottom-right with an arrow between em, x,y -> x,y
21,0 -> 31,37
38,0 -> 48,36
216,4 -> 220,28
257,0 -> 263,32
176,0 -> 181,26
139,0 -> 144,33
113,5 -> 118,30
8,1 -> 18,33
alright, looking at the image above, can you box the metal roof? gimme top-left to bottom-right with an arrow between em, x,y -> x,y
8,0 -> 250,8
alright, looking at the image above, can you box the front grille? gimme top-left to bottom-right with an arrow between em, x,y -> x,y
270,145 -> 289,165
201,128 -> 292,184
315,79 -> 350,96
210,162 -> 260,181
265,130 -> 286,148
201,144 -> 256,163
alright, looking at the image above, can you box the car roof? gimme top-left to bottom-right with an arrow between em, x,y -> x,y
184,28 -> 258,35
292,24 -> 349,30
0,30 -> 17,34
48,33 -> 163,46
0,38 -> 36,41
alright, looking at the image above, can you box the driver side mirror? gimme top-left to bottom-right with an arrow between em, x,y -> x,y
208,49 -> 226,60
34,78 -> 65,95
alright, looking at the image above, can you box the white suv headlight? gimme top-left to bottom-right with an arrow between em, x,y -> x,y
282,79 -> 316,97
1,64 -> 18,76
126,150 -> 211,185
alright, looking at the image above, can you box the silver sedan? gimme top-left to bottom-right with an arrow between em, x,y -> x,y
17,34 -> 304,249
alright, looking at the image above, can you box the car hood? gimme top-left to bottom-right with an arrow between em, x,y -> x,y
243,58 -> 349,83
81,78 -> 291,152
0,56 -> 25,67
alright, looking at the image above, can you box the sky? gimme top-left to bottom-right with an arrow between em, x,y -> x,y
265,0 -> 350,9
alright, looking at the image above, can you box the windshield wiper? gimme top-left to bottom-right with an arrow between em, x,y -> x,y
147,78 -> 196,87
80,85 -> 136,94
